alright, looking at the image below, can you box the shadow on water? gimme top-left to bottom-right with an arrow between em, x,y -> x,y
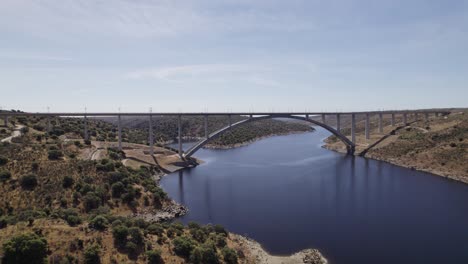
162,128 -> 468,264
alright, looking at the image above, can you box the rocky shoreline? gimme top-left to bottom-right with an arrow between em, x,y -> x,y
322,140 -> 468,184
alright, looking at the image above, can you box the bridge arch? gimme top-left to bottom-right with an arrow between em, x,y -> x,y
184,115 -> 355,158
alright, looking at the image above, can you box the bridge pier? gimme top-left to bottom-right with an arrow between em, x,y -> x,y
403,113 -> 407,126
3,115 -> 8,127
378,113 -> 383,133
365,113 -> 370,140
178,115 -> 183,158
305,114 -> 309,121
149,114 -> 154,156
321,114 -> 326,125
336,114 -> 341,132
204,115 -> 208,139
229,114 -> 232,127
391,113 -> 395,126
351,113 -> 356,143
84,115 -> 88,140
118,115 -> 122,151
47,117 -> 51,132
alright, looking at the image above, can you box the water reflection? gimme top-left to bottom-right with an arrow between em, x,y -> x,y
162,129 -> 468,264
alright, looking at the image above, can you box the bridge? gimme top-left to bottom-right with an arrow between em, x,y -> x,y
0,109 -> 451,158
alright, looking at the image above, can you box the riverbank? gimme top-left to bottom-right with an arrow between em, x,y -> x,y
323,111 -> 468,184
204,130 -> 314,150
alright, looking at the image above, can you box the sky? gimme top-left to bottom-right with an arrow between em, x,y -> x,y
0,0 -> 467,112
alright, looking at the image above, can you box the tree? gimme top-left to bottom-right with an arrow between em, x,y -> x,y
146,249 -> 163,264
83,192 -> 101,212
190,242 -> 220,264
0,170 -> 11,181
172,236 -> 196,258
111,182 -> 125,198
84,244 -> 101,264
62,175 -> 74,188
20,174 -> 38,189
112,225 -> 129,247
222,247 -> 238,264
89,215 -> 109,231
2,233 -> 48,264
0,155 -> 8,166
48,150 -> 63,160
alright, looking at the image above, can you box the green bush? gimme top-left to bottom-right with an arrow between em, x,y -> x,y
62,175 -> 74,188
0,155 -> 8,166
173,236 -> 196,258
20,174 -> 38,189
0,216 -> 7,229
2,233 -> 48,264
147,224 -> 164,236
89,215 -> 109,231
146,249 -> 163,264
83,192 -> 101,212
190,242 -> 219,264
60,209 -> 82,226
125,241 -> 138,255
0,170 -> 11,181
112,225 -> 129,247
128,227 -> 144,245
84,244 -> 101,264
48,149 -> 63,160
111,182 -> 125,198
222,246 -> 238,264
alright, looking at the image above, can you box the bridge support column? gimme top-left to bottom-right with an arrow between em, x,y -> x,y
149,114 -> 154,156
403,113 -> 407,126
378,113 -> 383,133
178,115 -> 183,158
84,115 -> 88,140
204,115 -> 208,139
321,114 -> 326,124
118,115 -> 122,151
47,117 -> 51,132
3,116 -> 8,127
336,114 -> 341,132
365,113 -> 370,140
351,113 -> 356,144
229,114 -> 232,127
391,113 -> 395,126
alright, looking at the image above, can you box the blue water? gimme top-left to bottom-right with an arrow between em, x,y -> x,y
161,128 -> 468,264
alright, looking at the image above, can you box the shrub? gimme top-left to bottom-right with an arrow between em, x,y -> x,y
146,249 -> 163,264
84,192 -> 101,212
84,139 -> 91,145
172,236 -> 196,258
0,216 -> 7,229
125,241 -> 138,255
2,233 -> 48,264
60,208 -> 82,226
62,176 -> 75,188
190,242 -> 219,264
222,247 -> 238,264
48,150 -> 63,160
111,182 -> 125,198
20,174 -> 38,189
191,228 -> 207,243
147,224 -> 164,236
128,227 -> 144,245
89,215 -> 109,231
112,225 -> 129,247
214,224 -> 227,235
0,170 -> 11,181
0,155 -> 8,166
84,244 -> 101,264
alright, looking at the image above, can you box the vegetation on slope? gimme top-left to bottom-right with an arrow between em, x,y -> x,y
0,116 -> 246,263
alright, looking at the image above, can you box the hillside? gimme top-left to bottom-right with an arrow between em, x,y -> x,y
324,110 -> 468,183
100,115 -> 314,148
0,114 -> 327,264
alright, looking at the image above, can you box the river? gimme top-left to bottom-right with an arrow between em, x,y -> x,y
161,128 -> 468,264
